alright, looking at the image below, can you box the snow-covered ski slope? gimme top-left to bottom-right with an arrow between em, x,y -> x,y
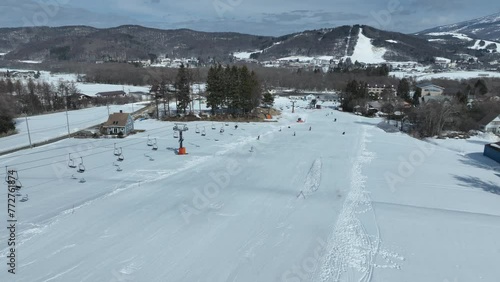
0,98 -> 499,281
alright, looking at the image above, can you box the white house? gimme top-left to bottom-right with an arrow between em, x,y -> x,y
129,91 -> 151,101
416,82 -> 445,96
305,94 -> 316,101
479,113 -> 500,134
102,111 -> 134,136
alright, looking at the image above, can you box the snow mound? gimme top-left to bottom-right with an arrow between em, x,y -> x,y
473,132 -> 500,143
377,121 -> 400,133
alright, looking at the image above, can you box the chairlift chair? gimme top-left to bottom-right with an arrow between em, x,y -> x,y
113,143 -> 121,156
117,153 -> 124,162
201,127 -> 206,137
77,158 -> 85,173
15,179 -> 22,190
116,166 -> 123,172
195,125 -> 200,134
79,178 -> 86,183
220,127 -> 224,134
15,191 -> 22,197
20,194 -> 28,202
147,135 -> 153,146
174,131 -> 179,138
212,123 -> 216,130
152,139 -> 158,151
68,154 -> 77,168
71,174 -> 77,179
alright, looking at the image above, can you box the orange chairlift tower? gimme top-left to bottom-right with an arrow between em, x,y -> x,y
173,123 -> 189,155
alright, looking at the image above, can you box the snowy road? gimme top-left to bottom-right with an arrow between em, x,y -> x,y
1,98 -> 499,281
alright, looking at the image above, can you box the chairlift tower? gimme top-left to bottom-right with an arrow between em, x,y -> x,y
291,101 -> 296,113
173,123 -> 189,155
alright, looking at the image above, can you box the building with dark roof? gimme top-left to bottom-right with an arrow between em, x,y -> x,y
101,111 -> 134,136
95,91 -> 126,98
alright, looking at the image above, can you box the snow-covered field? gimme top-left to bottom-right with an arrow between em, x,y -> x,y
390,70 -> 500,81
0,97 -> 499,281
425,32 -> 474,41
0,103 -> 147,154
233,51 -> 262,60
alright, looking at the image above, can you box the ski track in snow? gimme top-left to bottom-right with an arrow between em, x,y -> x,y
303,158 -> 322,195
40,262 -> 82,282
317,127 -> 404,282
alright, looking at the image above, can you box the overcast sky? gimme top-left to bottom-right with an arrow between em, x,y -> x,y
0,0 -> 499,36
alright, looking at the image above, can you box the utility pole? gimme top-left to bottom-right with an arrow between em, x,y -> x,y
65,92 -> 71,137
65,102 -> 71,138
25,114 -> 32,148
65,110 -> 71,137
155,93 -> 160,120
107,104 -> 110,116
198,88 -> 202,115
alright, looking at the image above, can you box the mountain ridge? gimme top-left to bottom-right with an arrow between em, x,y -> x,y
0,18 -> 499,65
417,12 -> 500,42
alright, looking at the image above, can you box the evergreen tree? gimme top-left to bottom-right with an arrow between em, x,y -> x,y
227,65 -> 240,114
0,95 -> 15,134
174,63 -> 191,115
262,92 -> 274,109
248,70 -> 262,113
239,66 -> 253,114
206,65 -> 224,115
6,78 -> 13,94
455,91 -> 467,104
474,79 -> 488,95
342,79 -> 359,112
412,87 -> 422,106
397,78 -> 411,102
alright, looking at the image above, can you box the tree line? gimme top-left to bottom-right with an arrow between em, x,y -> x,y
206,65 -> 261,116
149,64 -> 264,118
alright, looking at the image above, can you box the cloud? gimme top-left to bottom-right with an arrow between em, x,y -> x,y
0,0 -> 136,28
261,10 -> 368,26
0,0 -> 498,36
408,0 -> 465,12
